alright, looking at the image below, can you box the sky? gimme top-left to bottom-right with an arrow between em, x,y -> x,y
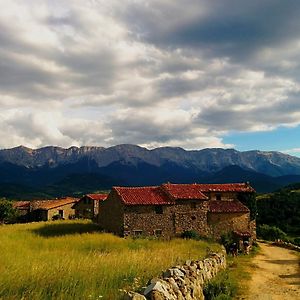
0,0 -> 300,156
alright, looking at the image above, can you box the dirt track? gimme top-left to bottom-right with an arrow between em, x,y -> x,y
241,242 -> 300,300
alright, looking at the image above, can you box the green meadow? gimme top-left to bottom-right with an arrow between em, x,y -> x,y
0,220 -> 221,300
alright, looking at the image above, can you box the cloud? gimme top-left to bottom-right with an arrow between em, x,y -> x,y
0,1 -> 300,150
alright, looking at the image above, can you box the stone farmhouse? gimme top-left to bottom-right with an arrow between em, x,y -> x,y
72,193 -> 107,220
13,197 -> 79,222
98,183 -> 256,241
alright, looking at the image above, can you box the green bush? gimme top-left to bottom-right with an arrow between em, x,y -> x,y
203,270 -> 237,300
220,231 -> 235,253
293,237 -> 300,246
0,199 -> 18,223
181,230 -> 200,240
257,224 -> 287,241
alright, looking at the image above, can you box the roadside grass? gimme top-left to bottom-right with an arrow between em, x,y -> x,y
0,220 -> 221,300
226,245 -> 260,299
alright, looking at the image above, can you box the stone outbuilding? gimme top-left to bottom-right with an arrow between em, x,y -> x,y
13,198 -> 79,222
12,201 -> 31,222
22,197 -> 78,221
72,193 -> 107,219
98,183 -> 255,240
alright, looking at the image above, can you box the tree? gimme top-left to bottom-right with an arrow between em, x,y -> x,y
238,193 -> 257,220
0,199 -> 18,224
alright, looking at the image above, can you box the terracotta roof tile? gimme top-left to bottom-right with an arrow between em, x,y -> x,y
161,183 -> 208,200
195,183 -> 255,193
12,201 -> 30,209
86,194 -> 108,201
31,197 -> 79,210
233,230 -> 251,237
209,200 -> 249,213
112,182 -> 255,206
114,186 -> 173,205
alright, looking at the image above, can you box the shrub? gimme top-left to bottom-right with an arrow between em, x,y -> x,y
220,231 -> 235,253
0,199 -> 18,224
181,230 -> 200,240
203,270 -> 237,300
257,224 -> 287,241
293,237 -> 300,246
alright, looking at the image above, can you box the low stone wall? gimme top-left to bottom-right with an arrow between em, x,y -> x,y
125,250 -> 226,300
273,241 -> 300,252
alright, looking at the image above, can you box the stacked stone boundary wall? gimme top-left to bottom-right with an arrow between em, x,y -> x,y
125,250 -> 226,300
273,241 -> 300,252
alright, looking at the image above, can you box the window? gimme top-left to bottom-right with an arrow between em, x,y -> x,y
155,206 -> 163,214
133,230 -> 143,236
58,210 -> 64,218
216,194 -> 222,201
84,198 -> 92,204
154,229 -> 162,236
191,202 -> 197,209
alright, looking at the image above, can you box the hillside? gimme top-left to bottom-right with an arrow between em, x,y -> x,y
256,184 -> 300,236
1,145 -> 300,198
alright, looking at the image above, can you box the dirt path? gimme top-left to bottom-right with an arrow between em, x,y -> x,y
241,242 -> 300,300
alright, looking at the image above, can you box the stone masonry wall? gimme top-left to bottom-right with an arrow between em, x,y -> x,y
208,212 -> 250,239
124,200 -> 209,238
98,190 -> 124,235
47,203 -> 76,220
125,250 -> 226,300
206,191 -> 238,201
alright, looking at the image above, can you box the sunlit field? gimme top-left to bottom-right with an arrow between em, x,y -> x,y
0,220 -> 221,300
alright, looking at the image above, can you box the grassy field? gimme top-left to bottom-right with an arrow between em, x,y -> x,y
0,220 -> 221,300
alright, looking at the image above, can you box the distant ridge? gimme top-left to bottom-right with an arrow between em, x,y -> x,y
1,144 -> 300,176
0,144 -> 300,198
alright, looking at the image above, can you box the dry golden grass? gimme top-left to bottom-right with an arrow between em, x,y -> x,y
0,220 -> 220,300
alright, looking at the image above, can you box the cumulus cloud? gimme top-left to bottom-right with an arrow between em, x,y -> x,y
0,0 -> 300,150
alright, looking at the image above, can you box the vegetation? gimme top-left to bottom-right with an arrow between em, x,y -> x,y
220,231 -> 235,254
238,193 -> 257,220
257,224 -> 287,241
203,270 -> 237,300
225,244 -> 259,299
203,244 -> 259,300
181,230 -> 201,240
0,198 -> 18,223
0,220 -> 221,300
256,187 -> 300,238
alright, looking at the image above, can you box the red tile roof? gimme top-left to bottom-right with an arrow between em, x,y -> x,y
209,200 -> 249,213
86,194 -> 108,201
31,197 -> 79,210
195,183 -> 255,193
161,183 -> 208,200
112,182 -> 255,206
233,230 -> 251,237
113,186 -> 173,205
12,201 -> 30,209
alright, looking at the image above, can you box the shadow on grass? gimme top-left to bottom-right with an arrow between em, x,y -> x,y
32,222 -> 101,237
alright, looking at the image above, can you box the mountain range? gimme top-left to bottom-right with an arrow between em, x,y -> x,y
1,144 -> 300,199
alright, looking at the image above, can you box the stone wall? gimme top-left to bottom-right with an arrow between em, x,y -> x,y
273,241 -> 300,252
98,190 -> 125,235
208,212 -> 250,239
47,203 -> 76,220
205,191 -> 238,201
125,251 -> 226,300
123,200 -> 209,238
74,199 -> 94,218
124,205 -> 174,238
